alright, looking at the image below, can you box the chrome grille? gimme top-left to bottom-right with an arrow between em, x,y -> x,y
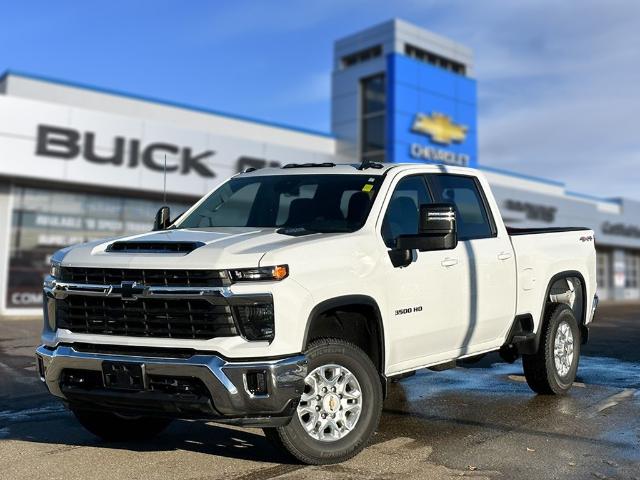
59,267 -> 230,287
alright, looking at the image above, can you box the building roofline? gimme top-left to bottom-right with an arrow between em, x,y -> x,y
566,190 -> 622,205
477,165 -> 565,187
479,165 -> 622,205
0,69 -> 335,139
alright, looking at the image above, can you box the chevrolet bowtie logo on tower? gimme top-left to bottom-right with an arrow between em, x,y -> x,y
411,113 -> 468,145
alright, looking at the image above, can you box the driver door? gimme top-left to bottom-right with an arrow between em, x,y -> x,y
380,174 -> 468,374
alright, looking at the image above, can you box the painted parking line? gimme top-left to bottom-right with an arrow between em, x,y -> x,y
582,388 -> 637,418
507,374 -> 586,388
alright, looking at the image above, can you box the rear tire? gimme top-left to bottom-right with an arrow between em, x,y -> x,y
264,338 -> 382,465
72,408 -> 172,442
523,303 -> 580,395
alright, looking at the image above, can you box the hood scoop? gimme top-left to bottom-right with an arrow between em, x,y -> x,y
106,241 -> 205,254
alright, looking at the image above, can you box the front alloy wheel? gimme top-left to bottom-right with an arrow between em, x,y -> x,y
297,364 -> 363,442
264,338 -> 382,465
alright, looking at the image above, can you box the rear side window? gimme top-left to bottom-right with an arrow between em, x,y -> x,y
381,175 -> 431,247
428,174 -> 495,241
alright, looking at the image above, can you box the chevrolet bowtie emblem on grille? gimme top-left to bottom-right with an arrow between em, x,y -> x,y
411,112 -> 468,145
108,281 -> 145,300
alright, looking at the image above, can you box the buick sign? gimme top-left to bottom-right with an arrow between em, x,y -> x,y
35,124 -> 216,178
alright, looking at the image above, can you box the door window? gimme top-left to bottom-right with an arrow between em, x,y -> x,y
428,174 -> 495,241
381,175 -> 431,247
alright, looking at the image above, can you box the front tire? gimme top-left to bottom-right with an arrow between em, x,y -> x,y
265,338 -> 382,465
71,408 -> 172,442
523,303 -> 581,395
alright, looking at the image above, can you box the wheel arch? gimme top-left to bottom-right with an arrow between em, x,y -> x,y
302,295 -> 386,376
523,270 -> 588,354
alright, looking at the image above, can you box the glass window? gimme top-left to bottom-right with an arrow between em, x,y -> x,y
404,44 -> 466,76
596,252 -> 609,289
360,73 -> 386,163
362,116 -> 385,153
362,74 -> 385,114
624,252 -> 639,288
178,174 -> 381,233
6,185 -> 191,309
340,45 -> 382,70
188,181 -> 261,228
428,174 -> 494,241
381,176 -> 431,248
276,183 -> 318,225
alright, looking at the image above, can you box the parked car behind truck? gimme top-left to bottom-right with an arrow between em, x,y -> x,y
36,162 -> 598,464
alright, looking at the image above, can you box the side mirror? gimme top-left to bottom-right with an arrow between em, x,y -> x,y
153,206 -> 171,231
396,203 -> 458,252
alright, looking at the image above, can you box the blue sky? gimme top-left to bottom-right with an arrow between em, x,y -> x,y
2,0 -> 639,198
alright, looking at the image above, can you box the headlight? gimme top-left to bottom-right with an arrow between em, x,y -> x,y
50,261 -> 61,279
228,265 -> 288,282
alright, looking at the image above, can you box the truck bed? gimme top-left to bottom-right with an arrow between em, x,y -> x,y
506,226 -> 589,236
508,226 -> 597,333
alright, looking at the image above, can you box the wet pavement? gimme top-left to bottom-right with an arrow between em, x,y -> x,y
0,304 -> 639,479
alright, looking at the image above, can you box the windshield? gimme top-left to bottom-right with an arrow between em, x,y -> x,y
175,174 -> 382,233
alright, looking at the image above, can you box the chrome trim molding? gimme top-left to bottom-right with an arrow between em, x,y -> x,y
44,276 -> 272,305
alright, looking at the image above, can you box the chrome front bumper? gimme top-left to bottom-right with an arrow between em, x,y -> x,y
36,344 -> 307,427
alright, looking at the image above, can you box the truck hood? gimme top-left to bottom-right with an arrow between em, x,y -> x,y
59,227 -> 322,270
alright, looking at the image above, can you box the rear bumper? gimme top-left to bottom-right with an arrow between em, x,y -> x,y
36,344 -> 307,427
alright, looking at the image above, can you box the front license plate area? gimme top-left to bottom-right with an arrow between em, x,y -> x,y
102,361 -> 145,391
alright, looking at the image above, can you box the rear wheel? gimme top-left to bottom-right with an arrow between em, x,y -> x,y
71,408 -> 172,442
523,303 -> 580,395
264,338 -> 382,465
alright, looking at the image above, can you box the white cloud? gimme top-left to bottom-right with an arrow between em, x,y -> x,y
405,0 -> 640,198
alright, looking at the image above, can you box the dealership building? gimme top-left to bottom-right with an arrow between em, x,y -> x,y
1,18 -> 639,317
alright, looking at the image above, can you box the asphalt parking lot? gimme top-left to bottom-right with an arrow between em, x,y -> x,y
0,304 -> 639,480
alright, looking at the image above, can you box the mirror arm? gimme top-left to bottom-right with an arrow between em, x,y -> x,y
388,248 -> 412,268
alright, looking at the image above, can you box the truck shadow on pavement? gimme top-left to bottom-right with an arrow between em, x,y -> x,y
3,411 -> 299,464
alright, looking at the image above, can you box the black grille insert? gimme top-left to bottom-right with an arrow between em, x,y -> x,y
56,297 -> 237,340
59,267 -> 229,287
148,375 -> 209,397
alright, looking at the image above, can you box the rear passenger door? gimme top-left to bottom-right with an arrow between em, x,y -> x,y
427,174 -> 517,351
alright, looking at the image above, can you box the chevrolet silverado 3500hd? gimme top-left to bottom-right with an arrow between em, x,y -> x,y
36,162 -> 597,464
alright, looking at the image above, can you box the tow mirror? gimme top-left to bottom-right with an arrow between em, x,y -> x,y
153,206 -> 171,231
390,203 -> 457,267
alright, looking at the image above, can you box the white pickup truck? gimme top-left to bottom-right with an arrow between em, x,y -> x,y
36,162 -> 598,464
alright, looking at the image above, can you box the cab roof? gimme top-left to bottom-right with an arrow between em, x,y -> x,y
235,162 -> 480,177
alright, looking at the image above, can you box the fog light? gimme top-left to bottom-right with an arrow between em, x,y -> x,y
245,370 -> 268,396
36,356 -> 46,380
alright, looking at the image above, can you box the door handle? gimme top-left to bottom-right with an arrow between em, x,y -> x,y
441,257 -> 459,268
497,251 -> 513,261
